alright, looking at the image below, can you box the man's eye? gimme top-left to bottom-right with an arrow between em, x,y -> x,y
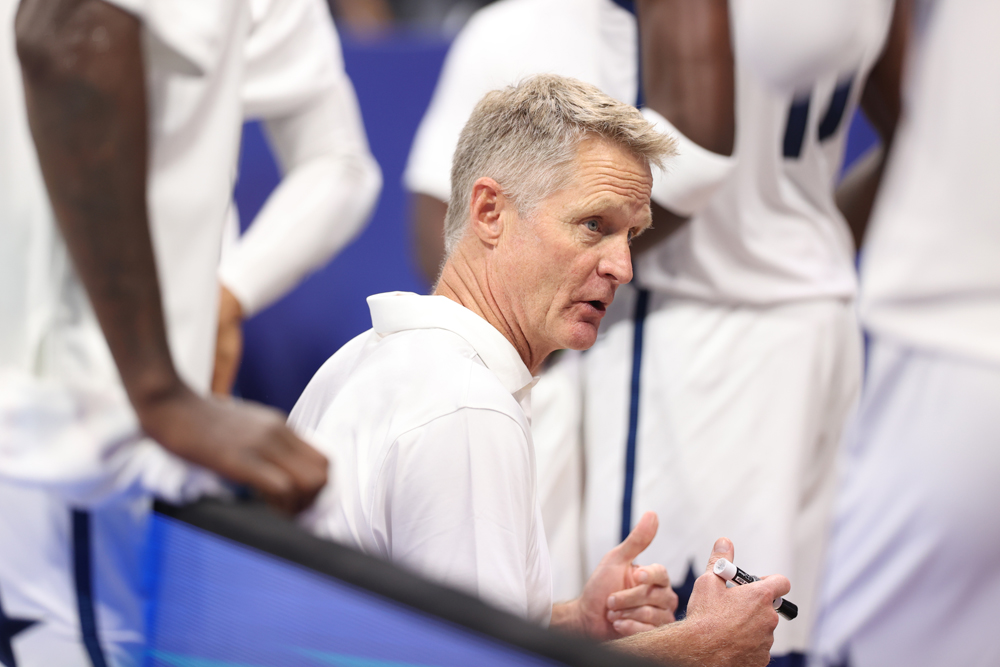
585,220 -> 599,232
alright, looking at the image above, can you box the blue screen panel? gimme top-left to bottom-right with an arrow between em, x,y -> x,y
145,515 -> 562,667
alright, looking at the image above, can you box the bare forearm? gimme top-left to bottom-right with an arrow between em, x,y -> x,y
637,0 -> 735,155
836,145 -> 886,250
17,0 -> 181,408
549,600 -> 585,636
610,620 -> 701,667
838,0 -> 910,250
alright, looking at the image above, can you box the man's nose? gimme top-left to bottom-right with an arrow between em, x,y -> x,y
599,235 -> 633,285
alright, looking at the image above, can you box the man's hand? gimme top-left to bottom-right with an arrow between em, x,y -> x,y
212,284 -> 244,395
610,537 -> 789,667
137,386 -> 328,515
552,512 -> 678,640
681,537 -> 789,666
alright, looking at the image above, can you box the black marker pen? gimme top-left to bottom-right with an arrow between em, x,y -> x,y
713,558 -> 798,620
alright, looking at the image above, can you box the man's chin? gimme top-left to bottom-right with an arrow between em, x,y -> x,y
560,322 -> 600,351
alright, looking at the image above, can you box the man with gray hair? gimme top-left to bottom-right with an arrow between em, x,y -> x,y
290,74 -> 789,666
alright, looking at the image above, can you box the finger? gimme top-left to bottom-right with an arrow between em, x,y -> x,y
705,536 -> 734,575
609,584 -> 677,614
255,427 -> 327,512
242,458 -> 295,507
632,562 -> 670,588
612,511 -> 659,563
612,619 -> 657,637
607,604 -> 674,626
650,584 -> 679,614
607,583 -> 669,611
272,427 -> 329,492
760,573 -> 791,599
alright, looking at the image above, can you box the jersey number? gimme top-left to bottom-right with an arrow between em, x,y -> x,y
782,76 -> 855,158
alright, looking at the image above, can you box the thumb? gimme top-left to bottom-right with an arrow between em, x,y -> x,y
705,536 -> 735,575
614,511 -> 658,562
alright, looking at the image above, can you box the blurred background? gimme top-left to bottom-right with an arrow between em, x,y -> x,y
233,0 -> 878,414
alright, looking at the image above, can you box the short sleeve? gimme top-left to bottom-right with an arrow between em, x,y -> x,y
375,407 -> 540,619
101,0 -> 245,75
99,0 -> 146,17
402,13 -> 500,202
242,0 -> 345,118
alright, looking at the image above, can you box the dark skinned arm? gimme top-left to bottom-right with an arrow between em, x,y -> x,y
411,192 -> 449,288
836,0 -> 911,250
637,0 -> 735,155
632,0 -> 735,256
15,0 -> 327,513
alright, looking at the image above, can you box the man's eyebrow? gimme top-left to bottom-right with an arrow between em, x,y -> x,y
639,209 -> 654,230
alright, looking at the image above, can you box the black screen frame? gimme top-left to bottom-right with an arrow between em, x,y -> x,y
152,498 -> 667,667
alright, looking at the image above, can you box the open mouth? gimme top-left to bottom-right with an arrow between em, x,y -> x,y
587,300 -> 607,312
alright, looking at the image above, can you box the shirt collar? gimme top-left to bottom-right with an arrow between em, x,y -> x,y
367,292 -> 536,398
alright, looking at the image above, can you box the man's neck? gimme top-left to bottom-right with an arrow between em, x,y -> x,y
435,249 -> 550,374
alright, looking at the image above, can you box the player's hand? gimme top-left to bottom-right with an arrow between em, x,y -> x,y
211,284 -> 244,395
567,512 -> 678,640
680,537 -> 790,667
137,385 -> 328,514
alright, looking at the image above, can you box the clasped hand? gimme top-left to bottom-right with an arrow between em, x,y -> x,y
553,511 -> 678,640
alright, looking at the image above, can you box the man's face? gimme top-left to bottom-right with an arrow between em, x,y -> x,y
495,138 -> 653,358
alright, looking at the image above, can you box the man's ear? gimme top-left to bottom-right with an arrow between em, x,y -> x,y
467,177 -> 510,247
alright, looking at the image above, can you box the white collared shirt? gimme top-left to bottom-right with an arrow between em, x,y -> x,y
290,292 -> 553,625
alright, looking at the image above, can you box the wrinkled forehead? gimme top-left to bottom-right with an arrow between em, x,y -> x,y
558,139 -> 654,212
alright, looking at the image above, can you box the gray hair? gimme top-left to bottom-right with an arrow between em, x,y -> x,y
443,73 -> 676,256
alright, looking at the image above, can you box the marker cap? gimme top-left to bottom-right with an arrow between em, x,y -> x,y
775,598 -> 798,620
713,558 -> 738,581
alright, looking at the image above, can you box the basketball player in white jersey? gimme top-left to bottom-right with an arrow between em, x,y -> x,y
811,1 -> 1000,664
582,0 -> 906,658
0,1 -> 374,664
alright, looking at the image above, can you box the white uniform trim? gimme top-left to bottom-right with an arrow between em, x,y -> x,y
291,293 -> 553,624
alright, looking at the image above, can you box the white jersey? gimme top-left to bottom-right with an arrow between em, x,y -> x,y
812,6 -> 1000,664
859,0 -> 1000,366
403,0 -> 638,203
635,0 -> 895,304
0,1 -> 367,664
